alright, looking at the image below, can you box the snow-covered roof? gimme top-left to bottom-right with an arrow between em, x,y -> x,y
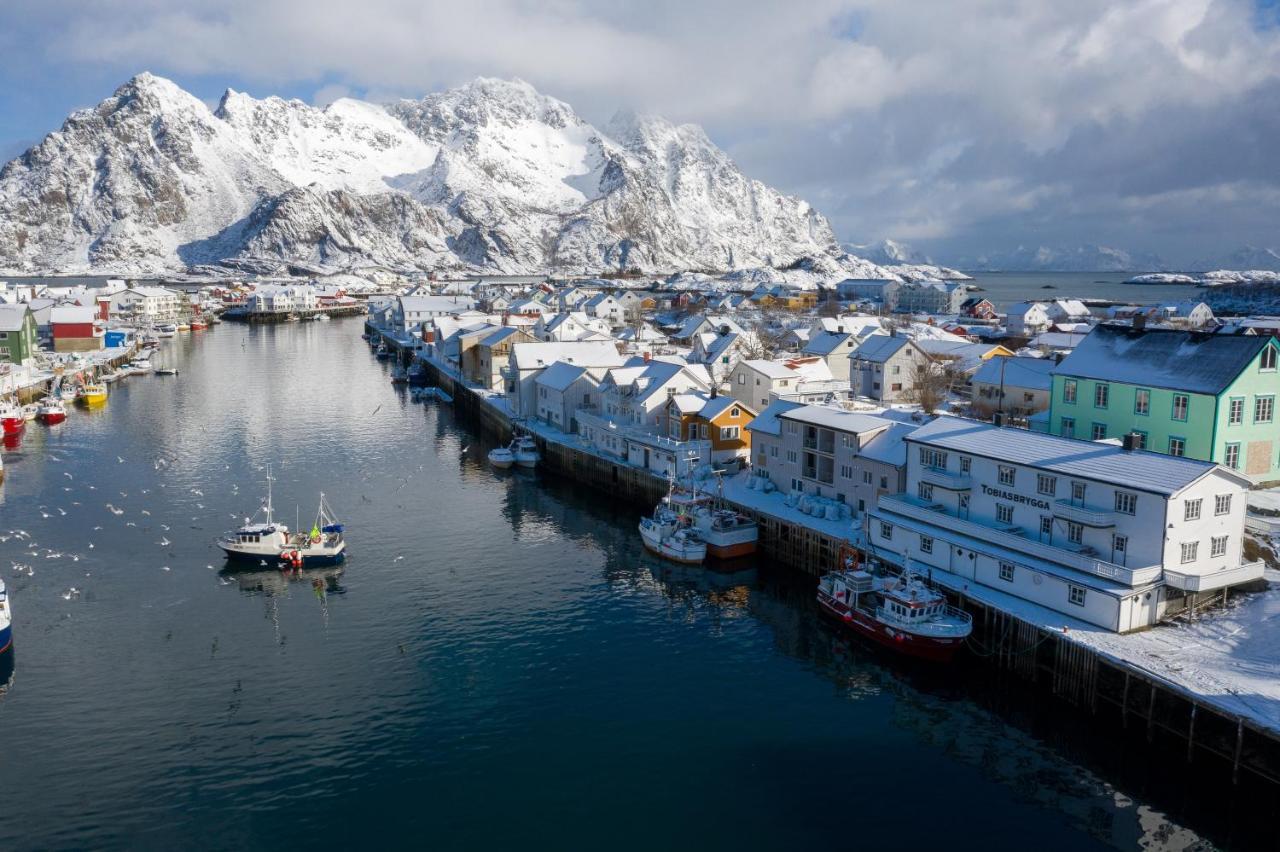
510,341 -> 624,371
399,294 -> 476,314
739,358 -> 795,380
858,421 -> 918,467
850,334 -> 914,363
784,357 -> 834,383
478,326 -> 524,347
908,416 -> 1237,495
971,356 -> 1056,391
1052,325 -> 1273,395
50,305 -> 96,324
698,395 -> 750,421
745,400 -> 805,436
534,361 -> 590,391
802,330 -> 852,356
778,406 -> 897,435
0,303 -> 30,331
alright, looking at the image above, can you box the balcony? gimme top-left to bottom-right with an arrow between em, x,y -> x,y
878,494 -> 1161,587
919,466 -> 971,491
1053,500 -> 1117,527
1163,562 -> 1265,592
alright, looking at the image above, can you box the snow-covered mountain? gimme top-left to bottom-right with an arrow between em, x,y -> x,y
958,244 -> 1168,273
844,238 -> 931,266
0,73 -> 840,275
1191,246 -> 1280,272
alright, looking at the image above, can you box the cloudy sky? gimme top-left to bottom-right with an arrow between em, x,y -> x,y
2,0 -> 1278,265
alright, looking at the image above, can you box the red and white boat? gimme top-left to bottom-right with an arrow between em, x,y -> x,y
0,400 -> 25,436
37,400 -> 68,425
817,553 -> 972,662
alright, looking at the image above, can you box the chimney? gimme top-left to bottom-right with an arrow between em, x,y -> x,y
993,412 -> 1005,427
643,350 -> 651,363
1122,432 -> 1140,452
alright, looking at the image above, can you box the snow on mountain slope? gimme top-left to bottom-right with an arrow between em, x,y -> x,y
0,73 -> 842,275
216,91 -> 439,193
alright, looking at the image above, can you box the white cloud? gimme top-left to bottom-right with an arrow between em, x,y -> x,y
5,0 -> 1280,263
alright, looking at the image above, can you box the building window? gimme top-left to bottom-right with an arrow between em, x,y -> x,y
1063,380 -> 1077,404
918,482 -> 934,501
863,470 -> 872,484
719,426 -> 740,441
880,476 -> 888,489
730,407 -> 740,417
1094,383 -> 1109,408
1181,541 -> 1199,563
1060,417 -> 1075,439
1089,421 -> 1106,441
999,562 -> 1015,582
879,521 -> 893,540
1134,388 -> 1150,415
1229,397 -> 1244,425
1036,474 -> 1056,496
1040,516 -> 1052,537
1255,396 -> 1274,424
1071,481 -> 1086,503
960,456 -> 971,473
998,465 -> 1015,486
996,503 -> 1014,524
1114,492 -> 1137,515
840,464 -> 854,480
1224,443 -> 1240,469
1215,494 -> 1231,516
920,535 -> 933,554
1211,535 -> 1228,557
786,450 -> 798,463
1172,394 -> 1189,421
737,373 -> 745,385
1068,585 -> 1087,607
920,448 -> 948,470
1262,346 -> 1277,371
770,445 -> 778,458
1184,498 -> 1202,521
1169,437 -> 1185,457
787,421 -> 797,434
1067,521 -> 1083,544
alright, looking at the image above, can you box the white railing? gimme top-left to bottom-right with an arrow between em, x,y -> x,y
920,467 -> 971,490
1053,500 -> 1117,527
1163,562 -> 1265,592
878,494 -> 1161,587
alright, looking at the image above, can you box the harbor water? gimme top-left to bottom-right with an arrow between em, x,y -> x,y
0,320 -> 1246,850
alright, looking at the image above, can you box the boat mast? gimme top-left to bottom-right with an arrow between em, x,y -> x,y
264,465 -> 275,525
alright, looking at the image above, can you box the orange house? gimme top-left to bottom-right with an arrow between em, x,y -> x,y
662,393 -> 758,464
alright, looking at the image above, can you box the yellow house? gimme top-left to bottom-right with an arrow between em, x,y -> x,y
662,393 -> 758,463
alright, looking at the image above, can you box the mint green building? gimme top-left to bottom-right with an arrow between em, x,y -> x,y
1047,325 -> 1280,485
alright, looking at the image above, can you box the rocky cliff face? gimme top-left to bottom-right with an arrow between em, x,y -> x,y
0,74 -> 841,276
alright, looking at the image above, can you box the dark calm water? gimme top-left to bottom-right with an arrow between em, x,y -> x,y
0,321 -> 1222,850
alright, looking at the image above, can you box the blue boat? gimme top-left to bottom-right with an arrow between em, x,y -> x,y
0,578 -> 12,655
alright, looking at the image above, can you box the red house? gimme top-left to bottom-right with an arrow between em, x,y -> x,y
50,305 -> 103,352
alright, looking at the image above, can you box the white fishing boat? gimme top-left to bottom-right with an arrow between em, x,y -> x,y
127,359 -> 152,375
639,477 -> 707,565
154,367 -> 179,376
0,578 -> 12,655
156,324 -> 177,338
513,435 -> 539,468
216,473 -> 347,567
19,403 -> 39,422
488,445 -> 516,469
663,478 -> 758,560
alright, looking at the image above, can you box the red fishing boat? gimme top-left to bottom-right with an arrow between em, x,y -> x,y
0,400 -> 25,436
817,551 -> 972,662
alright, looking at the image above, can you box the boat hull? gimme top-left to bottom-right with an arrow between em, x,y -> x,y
1,417 -> 24,435
640,536 -> 705,564
705,539 -> 758,560
818,594 -> 964,663
0,623 -> 10,655
38,410 -> 67,425
219,543 -> 346,566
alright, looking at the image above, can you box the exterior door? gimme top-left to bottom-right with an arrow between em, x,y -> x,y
958,494 -> 969,520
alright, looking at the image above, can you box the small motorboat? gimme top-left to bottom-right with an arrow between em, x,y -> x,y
488,445 -> 515,469
0,578 -> 12,655
374,343 -> 391,361
156,325 -> 177,338
37,400 -> 67,425
390,364 -> 409,384
176,322 -> 191,332
316,313 -> 331,322
127,359 -> 153,375
190,318 -> 208,330
154,367 -> 179,376
19,403 -> 39,422
513,435 -> 539,468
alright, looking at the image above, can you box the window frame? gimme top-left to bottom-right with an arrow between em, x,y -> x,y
1094,383 -> 1109,409
1171,393 -> 1189,422
1134,388 -> 1150,416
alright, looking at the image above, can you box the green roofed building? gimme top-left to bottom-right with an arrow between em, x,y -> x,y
1047,325 -> 1280,485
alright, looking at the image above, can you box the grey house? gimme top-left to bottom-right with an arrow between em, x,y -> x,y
849,335 -> 933,403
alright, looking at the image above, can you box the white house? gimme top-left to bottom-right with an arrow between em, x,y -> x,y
598,360 -> 712,431
393,295 -> 477,332
534,361 -> 603,432
246,283 -> 317,315
581,293 -> 625,326
109,286 -> 183,321
866,416 -> 1262,633
849,335 -> 934,403
504,341 -> 625,418
1006,302 -> 1052,337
